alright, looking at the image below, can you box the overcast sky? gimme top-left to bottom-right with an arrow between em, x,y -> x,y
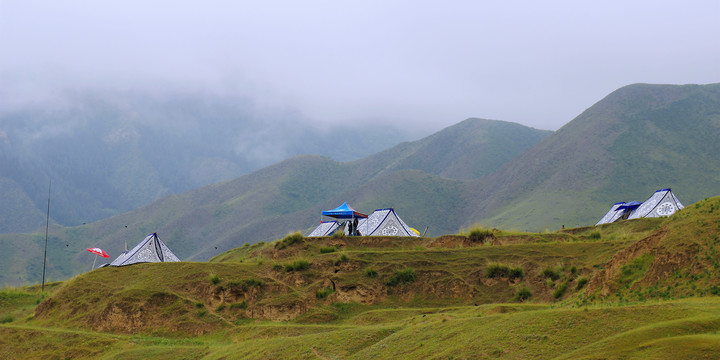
2,1 -> 719,132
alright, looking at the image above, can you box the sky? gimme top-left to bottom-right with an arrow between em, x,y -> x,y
2,1 -> 720,132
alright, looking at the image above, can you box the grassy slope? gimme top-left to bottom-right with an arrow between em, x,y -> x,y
475,83 -> 720,231
0,119 -> 546,286
4,197 -> 720,358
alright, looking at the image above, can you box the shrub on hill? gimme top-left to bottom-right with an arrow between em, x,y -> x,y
485,264 -> 524,279
316,287 -> 335,299
468,227 -> 495,243
541,267 -> 563,281
319,246 -> 336,254
385,268 -> 417,286
284,260 -> 311,272
365,268 -> 378,278
515,285 -> 532,301
276,232 -> 304,250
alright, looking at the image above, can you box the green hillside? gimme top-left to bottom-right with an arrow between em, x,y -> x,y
3,83 -> 720,287
0,119 -> 546,286
0,91 -> 415,233
3,196 -> 720,359
474,83 -> 720,231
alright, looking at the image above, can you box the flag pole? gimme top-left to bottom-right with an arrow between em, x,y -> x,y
41,180 -> 51,293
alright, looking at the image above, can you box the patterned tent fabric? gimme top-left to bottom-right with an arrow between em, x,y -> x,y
308,221 -> 340,237
595,202 -> 627,225
109,232 -> 180,266
360,208 -> 419,237
628,188 -> 684,219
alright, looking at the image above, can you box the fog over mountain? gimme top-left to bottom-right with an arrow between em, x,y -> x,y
0,89 -> 418,231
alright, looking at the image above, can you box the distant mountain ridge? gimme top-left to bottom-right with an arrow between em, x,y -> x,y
0,117 -> 551,285
472,83 -> 720,230
3,83 -> 720,287
0,90 -> 417,233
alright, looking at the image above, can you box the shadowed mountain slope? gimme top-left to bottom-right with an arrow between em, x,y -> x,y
472,83 -> 720,230
0,119 -> 546,285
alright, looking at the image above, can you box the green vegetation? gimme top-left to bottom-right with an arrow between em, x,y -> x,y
319,246 -> 336,254
3,196 -> 720,358
276,232 -> 304,250
284,260 -> 311,272
385,268 -> 417,286
316,287 -> 335,299
485,264 -> 524,279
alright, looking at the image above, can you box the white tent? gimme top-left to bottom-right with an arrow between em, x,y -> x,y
307,221 -> 340,237
595,202 -> 627,225
109,232 -> 180,266
358,208 -> 419,237
628,188 -> 684,219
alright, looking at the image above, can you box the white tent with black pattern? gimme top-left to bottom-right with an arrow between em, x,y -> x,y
628,188 -> 684,219
358,208 -> 420,237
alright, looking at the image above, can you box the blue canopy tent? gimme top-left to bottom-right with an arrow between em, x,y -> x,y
321,202 -> 368,219
321,202 -> 367,236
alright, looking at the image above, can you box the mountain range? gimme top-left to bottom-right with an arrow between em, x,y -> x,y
0,90 -> 417,233
2,82 -> 720,286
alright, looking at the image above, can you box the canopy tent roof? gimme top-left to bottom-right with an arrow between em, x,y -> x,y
321,202 -> 368,219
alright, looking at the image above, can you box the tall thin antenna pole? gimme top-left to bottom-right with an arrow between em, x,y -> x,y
42,180 -> 51,293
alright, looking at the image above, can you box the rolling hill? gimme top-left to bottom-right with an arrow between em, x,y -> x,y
3,82 -> 720,287
471,83 -> 720,230
1,118 -> 549,286
3,196 -> 720,359
0,90 -> 416,233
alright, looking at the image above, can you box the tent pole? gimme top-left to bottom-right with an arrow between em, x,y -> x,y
91,255 -> 97,271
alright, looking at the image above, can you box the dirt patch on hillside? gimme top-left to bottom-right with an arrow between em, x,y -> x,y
586,229 -> 698,297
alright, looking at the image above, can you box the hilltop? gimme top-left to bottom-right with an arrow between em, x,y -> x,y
0,118 -> 549,286
3,82 -> 720,286
473,83 -> 720,230
3,196 -> 720,359
0,90 -> 417,233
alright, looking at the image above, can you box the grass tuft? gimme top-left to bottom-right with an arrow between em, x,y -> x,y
385,268 -> 417,286
485,264 -> 524,279
284,259 -> 311,272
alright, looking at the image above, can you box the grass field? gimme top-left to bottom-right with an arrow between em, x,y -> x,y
3,196 -> 720,359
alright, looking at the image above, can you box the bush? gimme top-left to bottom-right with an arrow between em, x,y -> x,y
485,264 -> 524,279
365,268 -> 378,278
276,232 -> 304,249
229,301 -> 248,310
0,315 -> 14,324
316,287 -> 335,299
553,281 -> 568,299
272,264 -> 283,271
195,302 -> 205,309
385,268 -> 417,286
319,246 -> 336,254
334,253 -> 348,266
589,231 -> 601,240
515,286 -> 532,301
468,227 -> 494,242
542,268 -> 562,281
216,304 -> 226,312
576,276 -> 589,290
227,278 -> 264,291
284,259 -> 311,272
209,274 -> 221,285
